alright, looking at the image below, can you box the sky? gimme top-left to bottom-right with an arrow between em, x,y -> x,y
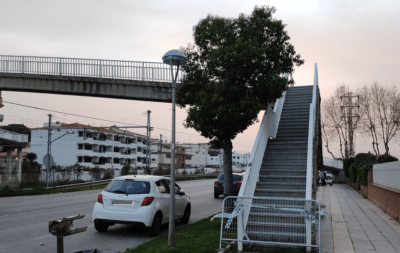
1,0 -> 399,156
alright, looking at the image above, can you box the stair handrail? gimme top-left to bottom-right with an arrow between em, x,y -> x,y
306,64 -> 318,200
236,90 -> 286,252
238,92 -> 286,198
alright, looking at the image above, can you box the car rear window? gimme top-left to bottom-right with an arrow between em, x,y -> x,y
105,180 -> 150,194
218,174 -> 242,181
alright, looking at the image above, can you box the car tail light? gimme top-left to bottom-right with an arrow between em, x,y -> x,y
141,197 -> 154,206
214,180 -> 218,185
237,181 -> 242,187
97,193 -> 103,204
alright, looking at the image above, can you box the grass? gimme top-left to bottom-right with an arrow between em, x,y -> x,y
0,175 -> 218,197
124,215 -> 221,253
122,216 -> 306,253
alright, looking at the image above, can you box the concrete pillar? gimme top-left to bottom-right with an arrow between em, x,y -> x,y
7,149 -> 12,181
17,147 -> 22,185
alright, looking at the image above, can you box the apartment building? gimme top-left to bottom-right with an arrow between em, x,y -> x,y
31,122 -> 157,170
151,143 -> 188,169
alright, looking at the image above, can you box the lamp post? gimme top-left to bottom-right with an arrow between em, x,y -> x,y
162,49 -> 186,248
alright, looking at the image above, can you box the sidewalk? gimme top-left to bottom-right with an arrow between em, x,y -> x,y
318,184 -> 400,253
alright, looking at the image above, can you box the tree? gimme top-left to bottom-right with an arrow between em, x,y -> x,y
26,152 -> 37,162
177,6 -> 304,196
358,83 -> 400,158
0,124 -> 31,141
322,85 -> 363,159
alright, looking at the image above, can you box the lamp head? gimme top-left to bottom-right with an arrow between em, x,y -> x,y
162,49 -> 187,66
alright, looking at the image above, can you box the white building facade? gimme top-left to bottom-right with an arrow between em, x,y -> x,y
31,123 -> 157,171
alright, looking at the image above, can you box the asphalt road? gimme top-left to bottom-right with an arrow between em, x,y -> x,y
0,178 -> 223,253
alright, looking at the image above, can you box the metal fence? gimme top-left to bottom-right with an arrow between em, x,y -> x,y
0,55 -> 183,82
212,196 -> 323,252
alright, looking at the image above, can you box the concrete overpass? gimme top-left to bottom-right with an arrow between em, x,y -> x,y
0,55 -> 183,102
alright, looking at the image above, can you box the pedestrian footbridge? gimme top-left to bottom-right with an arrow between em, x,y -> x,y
0,55 -> 183,102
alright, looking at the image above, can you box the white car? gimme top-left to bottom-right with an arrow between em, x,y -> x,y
92,175 -> 191,236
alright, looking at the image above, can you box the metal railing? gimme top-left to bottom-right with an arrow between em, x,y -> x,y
0,129 -> 29,143
213,196 -> 323,252
306,64 -> 318,200
0,55 -> 183,82
44,179 -> 112,190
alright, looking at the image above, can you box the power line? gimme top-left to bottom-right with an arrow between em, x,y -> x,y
3,100 -> 253,149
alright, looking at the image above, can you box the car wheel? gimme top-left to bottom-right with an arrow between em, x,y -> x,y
180,205 -> 191,224
94,220 -> 109,232
147,213 -> 162,236
214,192 -> 220,198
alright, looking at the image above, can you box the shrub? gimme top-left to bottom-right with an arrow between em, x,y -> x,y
102,169 -> 114,179
349,163 -> 357,183
152,167 -> 165,176
343,157 -> 355,178
143,167 -> 151,175
72,163 -> 84,181
354,153 -> 376,169
120,165 -> 131,176
357,165 -> 369,185
26,152 -> 37,162
181,169 -> 188,175
378,154 -> 399,164
90,166 -> 102,180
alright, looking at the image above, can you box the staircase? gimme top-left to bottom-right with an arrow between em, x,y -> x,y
246,85 -> 315,244
254,85 -> 313,198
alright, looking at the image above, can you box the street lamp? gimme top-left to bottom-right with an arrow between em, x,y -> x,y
162,49 -> 186,248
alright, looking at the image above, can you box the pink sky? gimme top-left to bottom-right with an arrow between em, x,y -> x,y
1,0 -> 399,156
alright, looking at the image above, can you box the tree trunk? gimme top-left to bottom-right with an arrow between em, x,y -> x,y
222,138 -> 234,196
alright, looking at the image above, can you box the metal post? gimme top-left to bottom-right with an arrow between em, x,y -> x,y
46,114 -> 52,187
168,62 -> 177,248
159,134 -> 163,167
146,110 -> 151,168
57,236 -> 64,253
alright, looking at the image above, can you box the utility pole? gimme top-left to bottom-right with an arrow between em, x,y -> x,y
46,114 -> 52,187
158,134 -> 163,168
146,110 -> 151,168
340,92 -> 360,158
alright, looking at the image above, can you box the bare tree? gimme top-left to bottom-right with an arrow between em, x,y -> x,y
322,85 -> 363,159
358,83 -> 400,157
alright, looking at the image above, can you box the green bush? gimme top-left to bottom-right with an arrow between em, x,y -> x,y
357,165 -> 369,185
343,157 -> 355,178
378,154 -> 399,164
349,163 -> 357,183
120,165 -> 131,176
354,153 -> 376,169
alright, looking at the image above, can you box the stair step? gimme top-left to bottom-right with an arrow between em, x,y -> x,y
255,189 -> 306,193
261,165 -> 307,170
264,151 -> 308,156
274,136 -> 308,141
259,175 -> 306,179
277,124 -> 310,129
262,160 -> 307,166
256,182 -> 306,190
259,171 -> 306,177
268,140 -> 308,145
263,155 -> 307,161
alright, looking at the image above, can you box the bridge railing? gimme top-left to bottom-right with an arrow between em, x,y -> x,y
0,55 -> 183,82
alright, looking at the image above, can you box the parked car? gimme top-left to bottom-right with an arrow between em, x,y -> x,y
214,173 -> 244,198
325,171 -> 333,180
92,175 -> 191,236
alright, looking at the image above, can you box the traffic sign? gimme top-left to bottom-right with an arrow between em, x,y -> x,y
43,154 -> 54,168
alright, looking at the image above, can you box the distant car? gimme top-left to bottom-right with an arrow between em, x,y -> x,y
92,175 -> 191,236
325,172 -> 333,180
214,173 -> 244,198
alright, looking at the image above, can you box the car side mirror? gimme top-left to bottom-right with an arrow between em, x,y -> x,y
179,190 -> 185,195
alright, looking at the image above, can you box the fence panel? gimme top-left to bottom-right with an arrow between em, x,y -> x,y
212,196 -> 323,252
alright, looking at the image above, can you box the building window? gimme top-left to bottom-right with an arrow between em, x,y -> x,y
78,156 -> 83,162
78,131 -> 84,137
84,157 -> 92,163
114,147 -> 120,152
166,154 -> 171,159
152,158 -> 156,161
185,156 -> 192,160
84,145 -> 92,150
78,144 -> 83,150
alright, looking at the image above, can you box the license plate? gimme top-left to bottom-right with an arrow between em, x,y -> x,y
112,200 -> 133,206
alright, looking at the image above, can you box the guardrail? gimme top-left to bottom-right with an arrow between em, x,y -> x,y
0,55 -> 183,83
44,179 -> 112,190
